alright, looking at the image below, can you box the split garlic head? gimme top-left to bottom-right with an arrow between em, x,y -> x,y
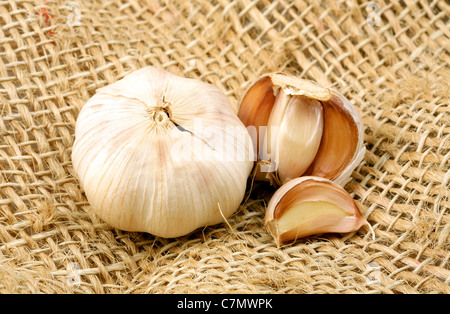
72,67 -> 254,238
238,73 -> 366,187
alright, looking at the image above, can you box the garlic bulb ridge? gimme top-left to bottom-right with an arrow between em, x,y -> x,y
72,66 -> 254,238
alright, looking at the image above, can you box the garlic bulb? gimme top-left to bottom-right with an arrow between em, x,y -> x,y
265,176 -> 366,246
238,73 -> 366,186
72,66 -> 254,238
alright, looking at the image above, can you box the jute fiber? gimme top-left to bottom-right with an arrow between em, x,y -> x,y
0,0 -> 449,294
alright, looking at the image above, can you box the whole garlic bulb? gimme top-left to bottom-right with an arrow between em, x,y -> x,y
72,67 -> 254,238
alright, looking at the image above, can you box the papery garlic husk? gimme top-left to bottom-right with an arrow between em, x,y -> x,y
72,66 -> 254,238
238,73 -> 366,186
265,176 -> 366,246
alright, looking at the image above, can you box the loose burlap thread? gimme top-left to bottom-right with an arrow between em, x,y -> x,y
0,0 -> 449,294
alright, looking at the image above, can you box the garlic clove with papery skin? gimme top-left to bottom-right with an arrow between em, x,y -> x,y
264,90 -> 324,184
302,91 -> 363,185
238,73 -> 365,187
72,66 -> 254,238
265,176 -> 366,246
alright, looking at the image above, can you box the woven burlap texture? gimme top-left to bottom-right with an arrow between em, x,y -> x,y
0,0 -> 449,294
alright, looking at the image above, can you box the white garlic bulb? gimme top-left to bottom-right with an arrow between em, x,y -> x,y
72,67 -> 254,238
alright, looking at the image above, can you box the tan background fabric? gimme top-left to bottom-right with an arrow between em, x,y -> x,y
0,0 -> 449,293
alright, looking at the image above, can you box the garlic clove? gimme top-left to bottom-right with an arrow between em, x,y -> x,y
265,176 -> 366,246
263,89 -> 291,157
274,95 -> 324,184
238,77 -> 277,183
251,90 -> 324,185
238,76 -> 276,143
258,88 -> 290,180
303,91 -> 364,185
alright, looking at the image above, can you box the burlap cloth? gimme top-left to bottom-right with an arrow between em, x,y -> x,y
0,0 -> 448,294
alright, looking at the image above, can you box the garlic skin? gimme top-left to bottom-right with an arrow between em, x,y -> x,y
72,67 -> 254,238
265,176 -> 366,246
238,73 -> 365,187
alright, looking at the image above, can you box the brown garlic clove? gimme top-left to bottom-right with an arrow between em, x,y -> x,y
238,73 -> 365,187
238,76 -> 276,151
303,92 -> 360,183
265,176 -> 367,246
